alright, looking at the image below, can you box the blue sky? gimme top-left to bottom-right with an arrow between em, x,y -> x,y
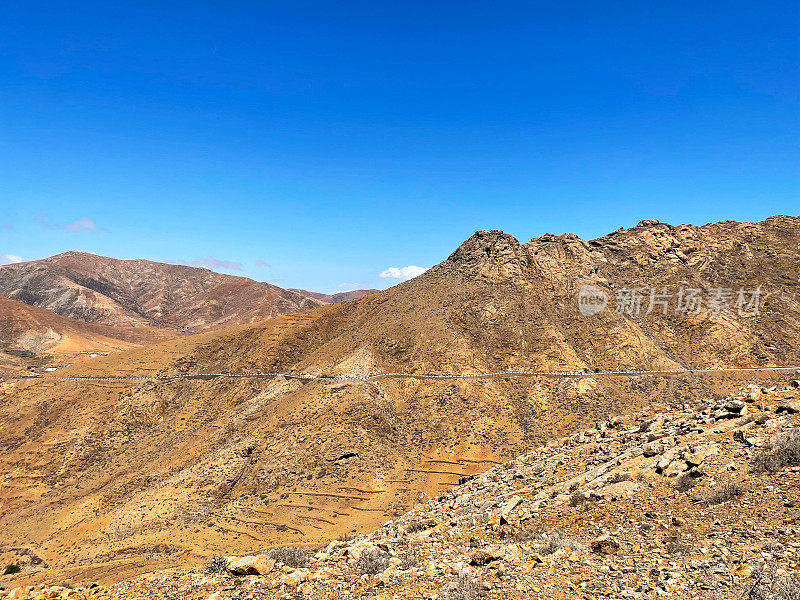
1,1 -> 798,292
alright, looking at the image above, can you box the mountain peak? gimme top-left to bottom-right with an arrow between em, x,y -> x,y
436,230 -> 528,281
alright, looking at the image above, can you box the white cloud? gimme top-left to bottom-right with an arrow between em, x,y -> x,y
65,218 -> 98,232
255,259 -> 271,268
0,253 -> 23,265
36,212 -> 104,233
168,256 -> 243,271
379,265 -> 428,280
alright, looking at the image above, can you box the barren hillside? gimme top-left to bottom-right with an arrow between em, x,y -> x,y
1,215 -> 799,588
0,252 -> 322,333
0,295 -> 174,373
289,289 -> 379,304
15,380 -> 797,599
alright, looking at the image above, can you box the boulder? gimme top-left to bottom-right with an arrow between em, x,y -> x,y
589,533 -> 620,555
683,445 -> 717,467
227,554 -> 275,575
346,540 -> 380,562
596,479 -> 641,500
280,568 -> 311,587
499,495 -> 524,521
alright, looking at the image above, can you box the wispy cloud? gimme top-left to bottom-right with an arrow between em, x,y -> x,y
36,212 -> 105,233
255,259 -> 271,268
0,253 -> 23,265
379,265 -> 428,280
0,224 -> 13,231
168,256 -> 243,271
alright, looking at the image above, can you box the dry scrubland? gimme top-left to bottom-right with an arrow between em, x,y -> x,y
4,380 -> 800,599
1,216 -> 800,597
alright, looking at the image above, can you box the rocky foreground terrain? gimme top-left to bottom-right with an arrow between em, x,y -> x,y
3,379 -> 800,599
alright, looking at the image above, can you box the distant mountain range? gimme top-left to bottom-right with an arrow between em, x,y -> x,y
290,288 -> 379,304
0,251 -> 377,366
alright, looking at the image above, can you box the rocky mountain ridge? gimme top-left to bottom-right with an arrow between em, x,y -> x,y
0,252 -> 322,333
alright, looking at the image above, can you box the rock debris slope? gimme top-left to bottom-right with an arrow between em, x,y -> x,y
6,380 -> 799,599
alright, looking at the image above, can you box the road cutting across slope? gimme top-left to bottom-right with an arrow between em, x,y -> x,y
3,364 -> 800,382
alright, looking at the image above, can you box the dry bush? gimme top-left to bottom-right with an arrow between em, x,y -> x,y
674,472 -> 698,492
355,549 -> 390,574
705,481 -> 747,505
537,530 -> 564,556
443,573 -> 485,600
569,491 -> 587,507
406,518 -> 436,534
609,472 -> 631,483
741,564 -> 800,600
753,429 -> 800,473
205,556 -> 229,574
267,546 -> 308,568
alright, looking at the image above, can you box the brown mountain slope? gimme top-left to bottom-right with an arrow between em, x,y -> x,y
0,252 -> 322,332
290,288 -> 380,304
1,215 -> 799,586
18,382 -> 799,599
0,295 -> 173,372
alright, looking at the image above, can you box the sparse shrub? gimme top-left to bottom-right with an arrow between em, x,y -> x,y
705,481 -> 746,505
267,546 -> 308,568
609,472 -> 631,484
753,429 -> 800,473
513,528 -> 537,543
674,472 -> 698,492
443,573 -> 485,600
355,549 -> 390,575
663,533 -> 690,555
638,419 -> 654,434
3,564 -> 20,575
741,563 -> 800,600
205,556 -> 229,574
405,518 -> 436,534
398,544 -> 421,570
565,540 -> 586,554
537,530 -> 564,556
569,491 -> 587,507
